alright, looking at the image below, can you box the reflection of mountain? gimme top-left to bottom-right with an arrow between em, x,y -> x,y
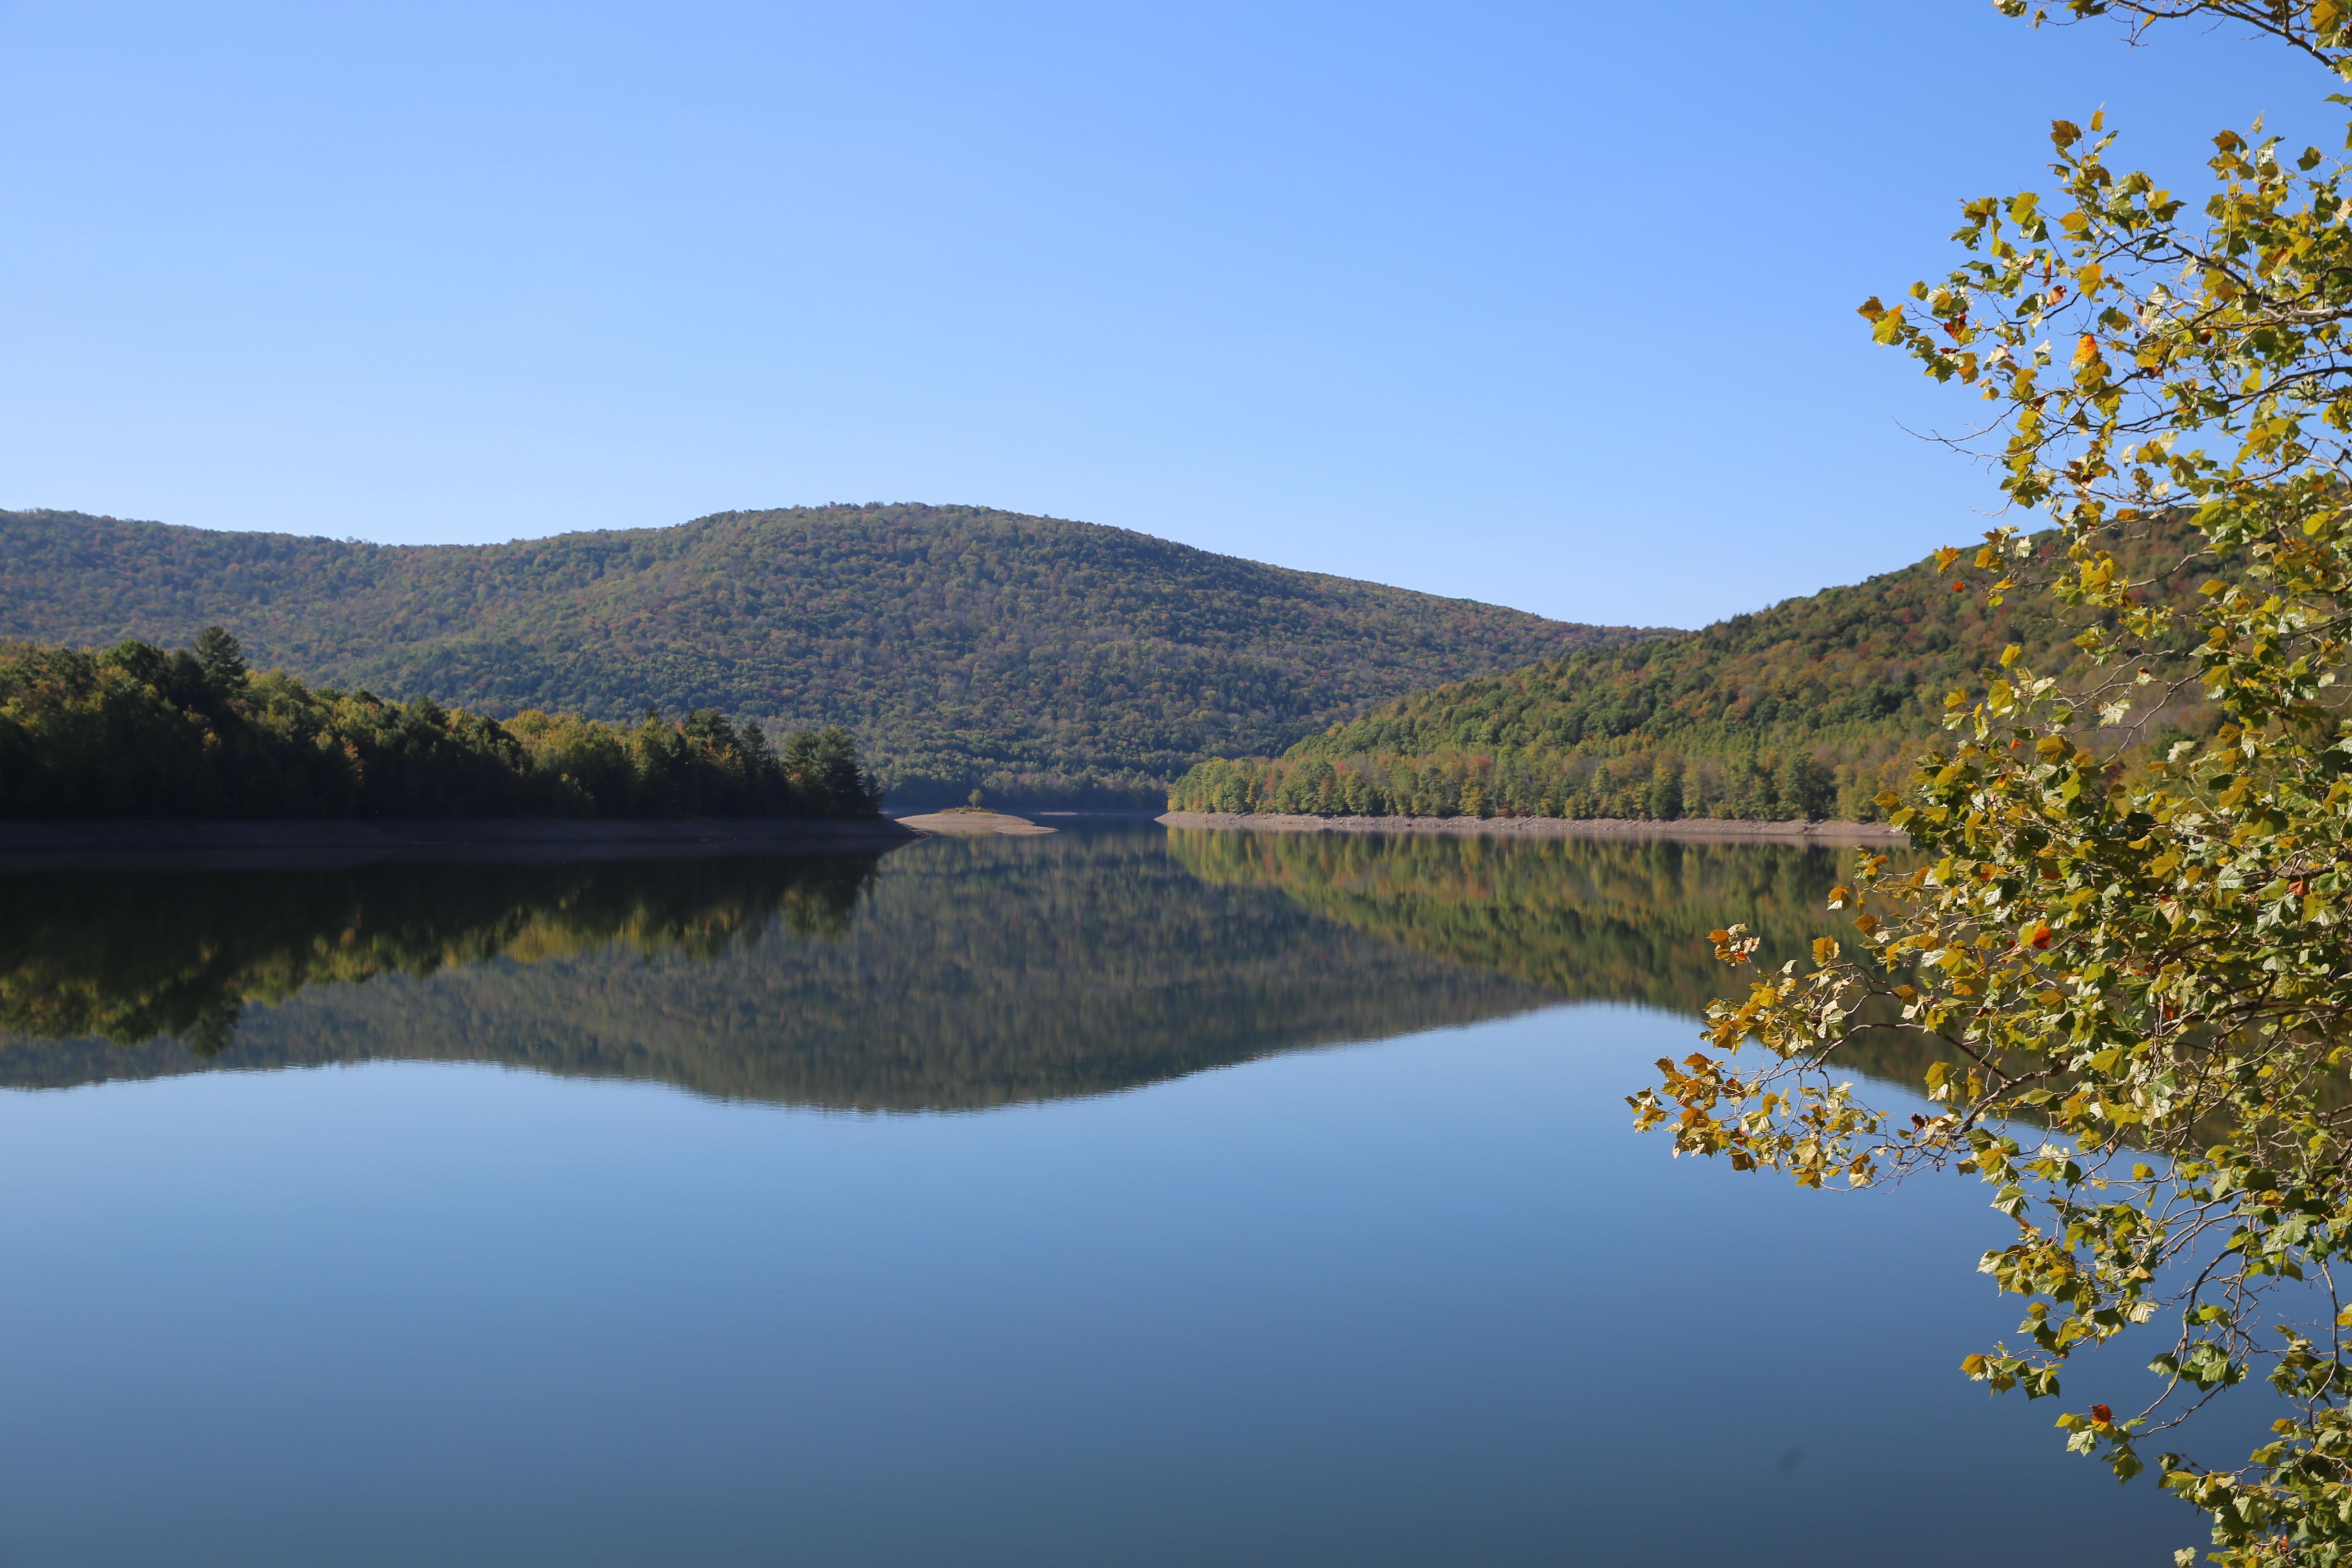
0,856 -> 878,1055
1165,827 -> 1989,1103
0,829 -> 1554,1109
1167,829 -> 1852,1014
0,826 -> 1965,1113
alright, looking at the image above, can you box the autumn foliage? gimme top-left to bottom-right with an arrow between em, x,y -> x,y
1633,4 -> 2352,1563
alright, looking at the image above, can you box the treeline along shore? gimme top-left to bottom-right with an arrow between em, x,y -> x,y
0,630 -> 883,821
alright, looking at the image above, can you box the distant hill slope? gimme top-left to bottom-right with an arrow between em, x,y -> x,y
1170,523 -> 2218,823
0,503 -> 1647,805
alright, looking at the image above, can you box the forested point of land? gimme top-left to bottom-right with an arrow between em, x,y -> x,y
0,630 -> 880,820
0,503 -> 1655,807
1168,520 -> 2221,824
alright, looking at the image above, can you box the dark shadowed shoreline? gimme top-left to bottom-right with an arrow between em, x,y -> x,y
0,815 -> 922,874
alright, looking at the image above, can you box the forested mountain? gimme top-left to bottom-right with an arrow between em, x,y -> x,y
0,504 -> 1644,806
1170,522 -> 2218,823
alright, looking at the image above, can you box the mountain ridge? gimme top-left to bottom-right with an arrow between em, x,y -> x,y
1,502 -> 1658,806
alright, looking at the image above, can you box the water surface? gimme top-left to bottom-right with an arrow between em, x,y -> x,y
0,824 -> 2215,1564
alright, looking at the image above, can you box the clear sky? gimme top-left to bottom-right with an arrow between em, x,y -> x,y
2,2 -> 2336,627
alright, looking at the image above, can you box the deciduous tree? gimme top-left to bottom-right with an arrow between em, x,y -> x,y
1633,4 -> 2352,1562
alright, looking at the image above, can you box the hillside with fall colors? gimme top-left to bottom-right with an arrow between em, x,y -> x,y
1170,524 -> 2220,823
0,503 -> 1646,806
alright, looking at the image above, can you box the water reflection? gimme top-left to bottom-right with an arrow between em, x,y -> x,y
0,855 -> 877,1055
0,826 -> 2211,1568
1165,828 -> 1850,1013
0,829 -> 1565,1107
0,825 -> 1897,1108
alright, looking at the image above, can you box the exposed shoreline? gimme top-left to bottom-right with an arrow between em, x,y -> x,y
1156,811 -> 1908,846
892,809 -> 1056,836
0,815 -> 922,874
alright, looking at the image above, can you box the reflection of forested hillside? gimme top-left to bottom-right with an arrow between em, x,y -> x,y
1165,826 -> 1980,1101
1168,829 -> 1854,1015
0,826 -> 1972,1113
0,831 -> 1553,1109
0,855 -> 878,1055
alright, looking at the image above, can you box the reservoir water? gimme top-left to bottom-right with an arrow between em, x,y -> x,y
0,822 -> 2216,1564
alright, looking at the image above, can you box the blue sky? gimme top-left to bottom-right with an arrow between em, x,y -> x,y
2,2 -> 2337,626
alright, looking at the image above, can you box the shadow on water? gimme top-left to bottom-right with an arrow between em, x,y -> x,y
0,823 -> 1923,1109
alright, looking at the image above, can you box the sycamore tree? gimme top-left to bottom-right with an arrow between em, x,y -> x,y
1627,3 -> 2352,1562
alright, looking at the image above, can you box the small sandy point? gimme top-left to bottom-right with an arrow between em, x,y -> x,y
898,809 -> 1058,837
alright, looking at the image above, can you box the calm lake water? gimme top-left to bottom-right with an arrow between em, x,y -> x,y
0,822 -> 2220,1564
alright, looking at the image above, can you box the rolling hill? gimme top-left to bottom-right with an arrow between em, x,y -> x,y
0,503 -> 1649,806
1169,521 -> 2220,823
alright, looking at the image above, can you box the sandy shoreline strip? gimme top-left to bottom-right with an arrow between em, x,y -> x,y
1156,811 -> 1908,846
0,815 -> 921,873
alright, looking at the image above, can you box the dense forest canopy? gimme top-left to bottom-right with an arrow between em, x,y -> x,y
1170,519 -> 2219,823
0,503 -> 1648,807
0,631 -> 880,820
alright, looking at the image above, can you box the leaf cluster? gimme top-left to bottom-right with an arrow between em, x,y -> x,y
1639,7 -> 2352,1561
